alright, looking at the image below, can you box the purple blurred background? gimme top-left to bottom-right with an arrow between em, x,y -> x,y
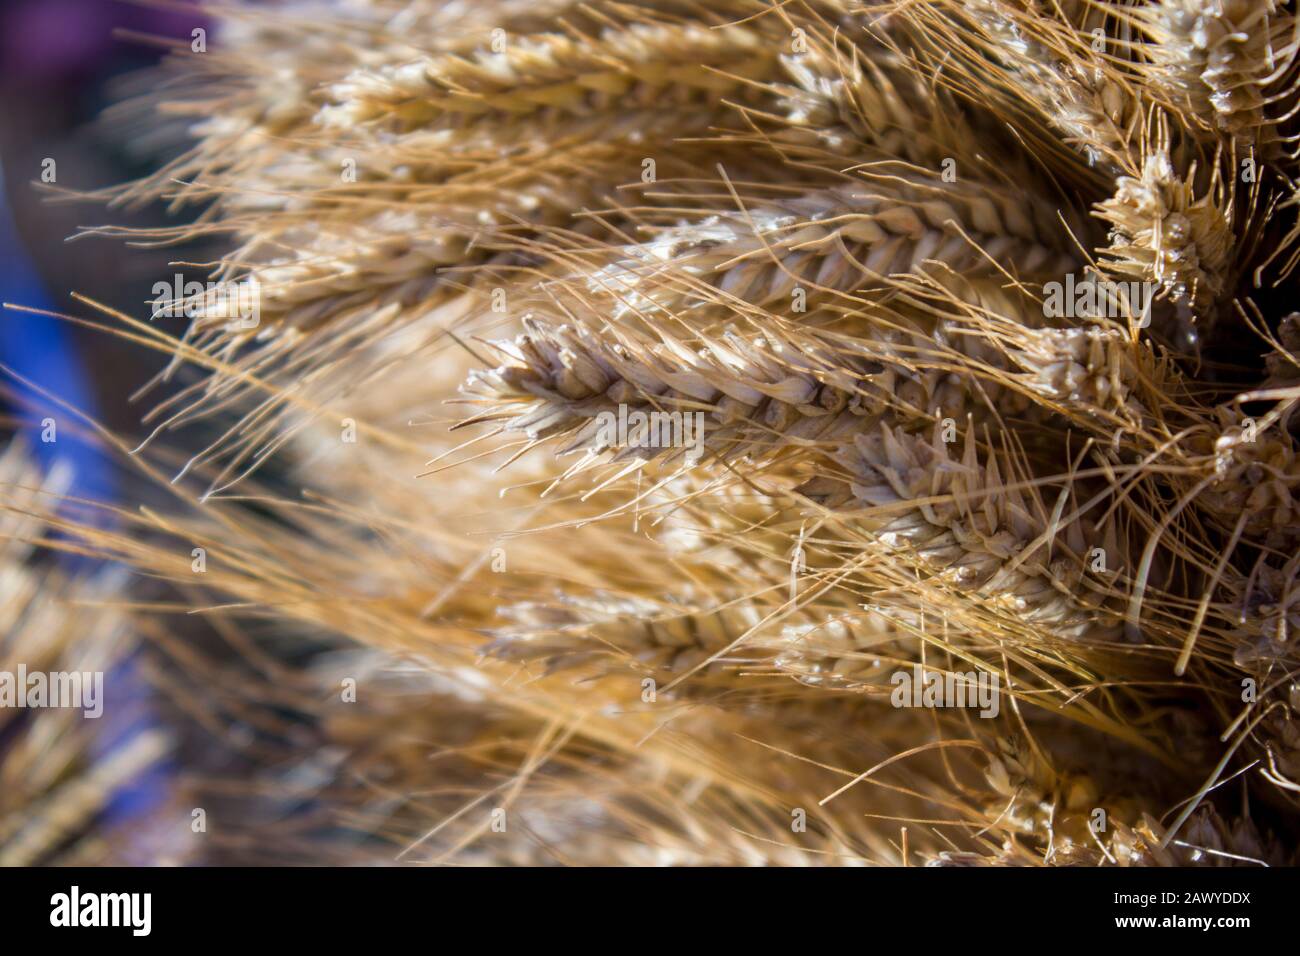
1,0 -> 207,473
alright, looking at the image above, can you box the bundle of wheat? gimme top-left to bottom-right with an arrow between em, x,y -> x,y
31,0 -> 1300,865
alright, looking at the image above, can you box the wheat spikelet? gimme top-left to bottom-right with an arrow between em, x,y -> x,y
1132,0 -> 1300,151
455,314 -> 1005,470
318,21 -> 782,131
586,170 -> 1081,317
1095,142 -> 1235,326
901,0 -> 1145,174
799,422 -> 1132,642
